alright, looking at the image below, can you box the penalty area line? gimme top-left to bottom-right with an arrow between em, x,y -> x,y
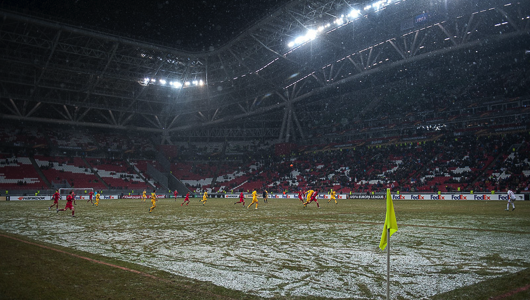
0,233 -> 236,300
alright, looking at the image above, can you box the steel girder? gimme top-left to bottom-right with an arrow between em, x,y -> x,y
170,127 -> 281,139
0,0 -> 529,142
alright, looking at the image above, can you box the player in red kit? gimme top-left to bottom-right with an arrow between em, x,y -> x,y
234,192 -> 245,206
174,190 -> 178,202
304,190 -> 320,208
57,191 -> 76,217
49,190 -> 60,210
181,192 -> 190,206
87,190 -> 94,204
298,190 -> 304,203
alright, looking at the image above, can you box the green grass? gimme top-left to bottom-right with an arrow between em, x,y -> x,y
0,233 -> 267,300
1,198 -> 529,299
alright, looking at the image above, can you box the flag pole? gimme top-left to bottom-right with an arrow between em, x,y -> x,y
380,187 -> 397,300
387,227 -> 390,300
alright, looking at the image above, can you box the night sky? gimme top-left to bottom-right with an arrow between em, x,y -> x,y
1,0 -> 286,51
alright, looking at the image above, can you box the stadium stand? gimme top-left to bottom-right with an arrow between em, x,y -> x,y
85,158 -> 148,190
34,156 -> 106,190
2,123 -> 529,196
128,159 -> 161,189
0,155 -> 44,190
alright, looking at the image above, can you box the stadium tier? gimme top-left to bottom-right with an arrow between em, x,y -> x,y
127,159 -> 161,189
34,156 -> 106,190
0,156 -> 44,190
2,130 -> 529,195
85,158 -> 149,190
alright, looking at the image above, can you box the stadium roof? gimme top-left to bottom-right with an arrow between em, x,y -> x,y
0,0 -> 529,143
0,0 -> 286,51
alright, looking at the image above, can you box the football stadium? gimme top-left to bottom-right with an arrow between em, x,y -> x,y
1,0 -> 530,299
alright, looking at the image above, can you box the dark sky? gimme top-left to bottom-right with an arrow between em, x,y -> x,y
1,0 -> 286,51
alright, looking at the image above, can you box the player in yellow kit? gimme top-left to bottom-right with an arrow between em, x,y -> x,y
201,191 -> 208,205
305,189 -> 314,204
148,190 -> 157,213
328,189 -> 337,204
304,189 -> 320,208
141,189 -> 147,202
94,191 -> 100,207
247,190 -> 258,209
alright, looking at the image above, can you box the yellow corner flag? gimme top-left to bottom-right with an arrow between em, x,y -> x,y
379,188 -> 398,250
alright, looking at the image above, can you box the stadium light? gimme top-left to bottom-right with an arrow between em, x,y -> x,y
306,29 -> 317,40
288,28 -> 321,48
348,9 -> 361,18
334,17 -> 345,25
137,77 -> 206,89
287,0 -> 397,49
138,77 -> 150,86
294,36 -> 305,45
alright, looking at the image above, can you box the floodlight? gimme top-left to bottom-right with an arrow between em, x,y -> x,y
173,82 -> 182,88
288,41 -> 295,47
373,1 -> 383,10
160,79 -> 167,85
199,80 -> 204,86
150,79 -> 156,83
192,80 -> 198,86
293,36 -> 304,45
306,29 -> 317,40
349,9 -> 361,18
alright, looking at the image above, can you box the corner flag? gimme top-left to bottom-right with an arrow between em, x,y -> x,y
379,188 -> 398,250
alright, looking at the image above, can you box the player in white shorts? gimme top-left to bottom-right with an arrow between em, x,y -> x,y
506,189 -> 516,211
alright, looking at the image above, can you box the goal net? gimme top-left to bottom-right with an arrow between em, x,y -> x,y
58,188 -> 95,200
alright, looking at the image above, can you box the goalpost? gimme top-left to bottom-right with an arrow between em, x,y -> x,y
58,188 -> 94,200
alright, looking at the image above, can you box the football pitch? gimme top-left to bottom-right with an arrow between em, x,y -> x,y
1,197 -> 529,299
